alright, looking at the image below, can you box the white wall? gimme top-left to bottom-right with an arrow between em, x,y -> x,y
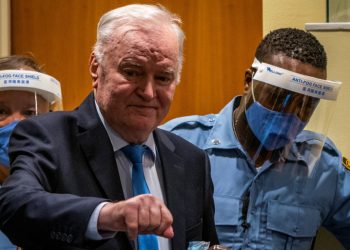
312,31 -> 350,158
263,0 -> 325,32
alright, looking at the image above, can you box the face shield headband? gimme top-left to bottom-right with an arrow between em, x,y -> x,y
0,70 -> 62,105
251,58 -> 341,101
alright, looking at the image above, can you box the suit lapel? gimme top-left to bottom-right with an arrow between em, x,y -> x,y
75,93 -> 125,201
74,95 -> 186,248
154,129 -> 186,249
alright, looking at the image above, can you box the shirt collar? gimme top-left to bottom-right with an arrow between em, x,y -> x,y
94,101 -> 157,157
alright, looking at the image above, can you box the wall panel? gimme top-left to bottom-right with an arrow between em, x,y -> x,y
11,0 -> 262,121
0,0 -> 10,56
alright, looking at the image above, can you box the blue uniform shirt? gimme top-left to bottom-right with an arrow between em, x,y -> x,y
161,96 -> 350,249
0,230 -> 15,250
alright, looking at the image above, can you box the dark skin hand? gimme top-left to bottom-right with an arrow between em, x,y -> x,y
0,164 -> 9,184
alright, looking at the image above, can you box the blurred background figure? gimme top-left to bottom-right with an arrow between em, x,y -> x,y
0,54 -> 62,250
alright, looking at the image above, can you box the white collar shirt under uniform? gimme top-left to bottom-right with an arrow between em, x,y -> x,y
97,102 -> 170,250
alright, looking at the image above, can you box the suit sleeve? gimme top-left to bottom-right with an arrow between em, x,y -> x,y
202,151 -> 219,245
0,118 -> 107,248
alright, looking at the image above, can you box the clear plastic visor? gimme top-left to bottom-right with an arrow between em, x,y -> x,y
0,90 -> 54,127
249,80 -> 320,123
0,69 -> 63,124
242,61 -> 341,173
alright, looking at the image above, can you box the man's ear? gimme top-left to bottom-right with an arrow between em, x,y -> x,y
244,68 -> 254,94
89,53 -> 99,88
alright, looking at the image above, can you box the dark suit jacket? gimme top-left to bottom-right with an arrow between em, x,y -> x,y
0,93 -> 218,250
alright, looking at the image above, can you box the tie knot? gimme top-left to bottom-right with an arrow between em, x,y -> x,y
121,144 -> 146,164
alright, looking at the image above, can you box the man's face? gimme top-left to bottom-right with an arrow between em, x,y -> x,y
91,25 -> 179,143
246,54 -> 326,122
0,90 -> 49,127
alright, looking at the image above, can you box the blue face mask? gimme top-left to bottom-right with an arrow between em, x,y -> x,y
245,99 -> 306,151
0,121 -> 20,167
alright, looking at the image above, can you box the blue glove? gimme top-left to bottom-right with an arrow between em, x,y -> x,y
187,241 -> 210,250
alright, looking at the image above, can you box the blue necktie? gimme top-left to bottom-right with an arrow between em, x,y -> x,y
121,144 -> 159,250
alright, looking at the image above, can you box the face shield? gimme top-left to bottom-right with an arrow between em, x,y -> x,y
243,59 -> 341,171
0,70 -> 62,168
0,69 -> 62,115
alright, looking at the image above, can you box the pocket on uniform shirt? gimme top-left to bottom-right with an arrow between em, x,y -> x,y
214,196 -> 241,246
267,200 -> 321,249
214,196 -> 240,225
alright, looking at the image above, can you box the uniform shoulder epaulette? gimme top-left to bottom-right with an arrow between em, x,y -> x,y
342,156 -> 350,171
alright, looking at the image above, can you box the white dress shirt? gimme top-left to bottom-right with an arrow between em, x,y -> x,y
86,102 -> 171,250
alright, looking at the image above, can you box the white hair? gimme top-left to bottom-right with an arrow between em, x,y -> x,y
93,4 -> 185,83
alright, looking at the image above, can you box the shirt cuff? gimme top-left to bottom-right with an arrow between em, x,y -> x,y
85,202 -> 116,240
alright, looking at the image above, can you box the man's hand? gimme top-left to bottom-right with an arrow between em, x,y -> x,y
97,194 -> 174,240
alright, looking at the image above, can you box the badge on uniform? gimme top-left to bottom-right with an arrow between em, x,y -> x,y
342,156 -> 350,171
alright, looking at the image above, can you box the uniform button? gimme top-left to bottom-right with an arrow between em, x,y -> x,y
50,231 -> 56,239
61,233 -> 67,242
208,118 -> 215,122
56,232 -> 62,240
67,234 -> 73,243
211,139 -> 221,145
296,153 -> 303,160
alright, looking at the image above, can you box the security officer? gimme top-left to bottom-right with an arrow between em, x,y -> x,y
161,28 -> 350,249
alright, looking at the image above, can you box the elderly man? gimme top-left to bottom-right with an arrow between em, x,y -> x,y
0,4 -> 218,250
162,28 -> 350,249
